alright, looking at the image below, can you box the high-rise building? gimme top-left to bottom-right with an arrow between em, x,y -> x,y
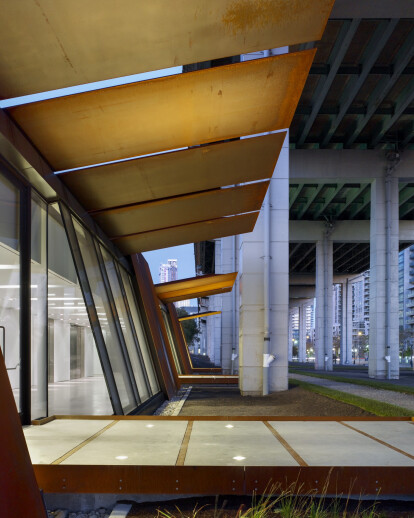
159,259 -> 178,283
399,245 -> 414,332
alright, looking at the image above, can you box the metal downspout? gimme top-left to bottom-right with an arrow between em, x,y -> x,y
231,234 -> 237,375
385,169 -> 392,379
262,50 -> 271,395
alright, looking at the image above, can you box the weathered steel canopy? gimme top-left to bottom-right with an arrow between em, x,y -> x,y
8,51 -> 315,171
92,181 -> 269,238
112,212 -> 259,255
60,133 -> 286,211
155,273 -> 237,303
178,311 -> 222,322
0,0 -> 333,98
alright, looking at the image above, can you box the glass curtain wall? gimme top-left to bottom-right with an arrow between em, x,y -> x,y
99,245 -> 151,403
47,205 -> 112,415
118,266 -> 160,395
0,162 -> 163,419
0,171 -> 21,412
67,213 -> 139,413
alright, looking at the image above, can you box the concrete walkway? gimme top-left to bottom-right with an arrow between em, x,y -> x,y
24,417 -> 414,467
290,373 -> 414,412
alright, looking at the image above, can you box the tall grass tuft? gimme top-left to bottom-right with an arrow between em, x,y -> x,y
156,479 -> 385,518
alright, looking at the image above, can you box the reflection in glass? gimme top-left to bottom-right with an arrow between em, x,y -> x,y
118,267 -> 160,394
31,193 -> 47,419
72,217 -> 136,414
0,172 -> 21,411
100,246 -> 150,402
47,205 -> 112,415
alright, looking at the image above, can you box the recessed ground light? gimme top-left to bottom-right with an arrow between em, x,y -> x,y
115,455 -> 128,460
225,424 -> 234,429
233,456 -> 246,461
146,424 -> 154,428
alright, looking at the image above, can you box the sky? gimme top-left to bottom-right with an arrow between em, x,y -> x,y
143,244 -> 196,284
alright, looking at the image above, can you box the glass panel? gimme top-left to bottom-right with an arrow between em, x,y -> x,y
0,172 -> 20,412
72,217 -> 136,413
161,305 -> 182,375
100,246 -> 150,402
47,205 -> 112,415
118,266 -> 160,394
30,193 -> 47,419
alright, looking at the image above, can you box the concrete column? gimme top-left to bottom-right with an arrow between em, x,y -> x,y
369,174 -> 399,379
315,237 -> 333,371
298,303 -> 307,362
220,236 -> 237,373
239,132 -> 289,394
340,279 -> 353,365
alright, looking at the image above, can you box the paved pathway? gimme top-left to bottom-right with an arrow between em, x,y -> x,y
289,373 -> 414,412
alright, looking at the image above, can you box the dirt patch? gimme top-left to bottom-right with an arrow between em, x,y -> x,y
178,384 -> 373,416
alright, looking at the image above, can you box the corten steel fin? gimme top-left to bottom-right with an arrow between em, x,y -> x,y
32,464 -> 414,496
112,212 -> 260,254
167,304 -> 223,375
59,133 -> 286,212
166,303 -> 194,376
0,352 -> 47,518
155,272 -> 237,303
8,51 -> 315,171
90,181 -> 269,238
179,311 -> 222,321
0,0 -> 334,98
131,254 -> 179,399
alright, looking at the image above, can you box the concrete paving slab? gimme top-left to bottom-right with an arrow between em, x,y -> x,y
23,419 -> 114,464
185,420 -> 299,466
270,421 -> 414,467
61,420 -> 187,465
344,421 -> 414,457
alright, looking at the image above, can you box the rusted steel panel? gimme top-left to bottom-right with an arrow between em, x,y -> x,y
33,464 -> 414,496
114,212 -> 259,254
156,273 -> 237,303
51,415 -> 412,422
0,353 -> 47,518
92,181 -> 269,238
0,1 -> 333,98
178,375 -> 239,385
132,254 -> 178,399
60,133 -> 285,212
245,466 -> 414,496
34,465 -> 245,494
9,51 -> 315,171
167,303 -> 193,375
179,311 -> 222,321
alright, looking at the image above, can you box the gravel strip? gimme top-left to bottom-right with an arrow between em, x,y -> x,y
290,373 -> 414,412
153,385 -> 192,416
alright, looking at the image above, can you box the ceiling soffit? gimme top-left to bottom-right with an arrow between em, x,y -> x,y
8,51 -> 315,171
0,0 -> 333,98
60,132 -> 286,211
112,212 -> 259,254
92,181 -> 269,238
